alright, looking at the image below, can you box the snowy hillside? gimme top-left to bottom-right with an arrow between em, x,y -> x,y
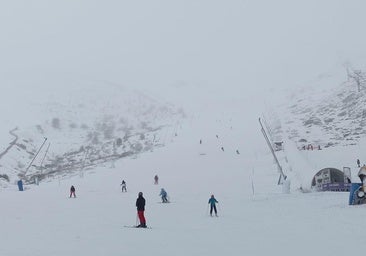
2,67 -> 366,256
261,70 -> 366,190
1,95 -> 365,256
0,80 -> 185,187
275,70 -> 366,149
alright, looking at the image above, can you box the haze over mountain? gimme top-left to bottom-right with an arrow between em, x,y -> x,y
2,1 -> 366,256
2,0 -> 366,171
2,1 -> 366,100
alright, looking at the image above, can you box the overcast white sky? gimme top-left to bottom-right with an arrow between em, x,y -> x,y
1,0 -> 366,103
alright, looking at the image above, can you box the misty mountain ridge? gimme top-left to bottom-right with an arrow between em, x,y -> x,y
271,70 -> 366,149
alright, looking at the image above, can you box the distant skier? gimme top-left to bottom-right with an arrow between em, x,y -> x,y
136,192 -> 147,228
221,147 -> 224,152
154,175 -> 159,185
159,188 -> 169,203
121,180 -> 127,192
236,150 -> 240,154
70,185 -> 76,198
200,139 -> 202,144
216,135 -> 219,139
357,159 -> 361,168
208,194 -> 218,217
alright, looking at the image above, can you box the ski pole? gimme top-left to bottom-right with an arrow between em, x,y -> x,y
217,202 -> 222,216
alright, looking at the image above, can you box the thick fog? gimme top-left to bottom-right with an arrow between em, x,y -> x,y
1,0 -> 366,105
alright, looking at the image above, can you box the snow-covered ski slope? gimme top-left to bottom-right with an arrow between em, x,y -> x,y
2,1 -> 366,255
0,97 -> 365,256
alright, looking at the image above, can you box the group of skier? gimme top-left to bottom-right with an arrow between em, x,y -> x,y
199,134 -> 240,155
134,191 -> 219,228
69,175 -> 219,228
135,176 -> 219,228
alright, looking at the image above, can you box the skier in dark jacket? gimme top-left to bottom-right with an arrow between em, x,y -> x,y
70,185 -> 76,198
136,192 -> 147,228
208,194 -> 218,216
121,180 -> 127,192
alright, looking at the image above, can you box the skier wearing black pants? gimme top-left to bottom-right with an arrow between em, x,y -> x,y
208,194 -> 218,216
121,180 -> 127,192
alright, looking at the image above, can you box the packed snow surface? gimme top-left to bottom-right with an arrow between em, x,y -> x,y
0,105 -> 364,256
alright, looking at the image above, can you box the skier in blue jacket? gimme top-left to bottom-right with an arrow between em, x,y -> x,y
208,194 -> 218,216
159,188 -> 169,203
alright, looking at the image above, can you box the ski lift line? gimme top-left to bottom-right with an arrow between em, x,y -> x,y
40,142 -> 51,174
81,148 -> 89,171
262,117 -> 274,142
258,118 -> 286,181
251,168 -> 255,195
24,137 -> 48,175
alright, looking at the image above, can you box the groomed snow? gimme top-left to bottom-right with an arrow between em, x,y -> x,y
0,105 -> 364,256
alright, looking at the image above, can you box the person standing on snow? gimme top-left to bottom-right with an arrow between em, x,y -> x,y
154,175 -> 159,185
136,192 -> 147,228
159,188 -> 169,203
357,159 -> 361,168
70,185 -> 76,198
121,180 -> 127,192
208,194 -> 218,216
